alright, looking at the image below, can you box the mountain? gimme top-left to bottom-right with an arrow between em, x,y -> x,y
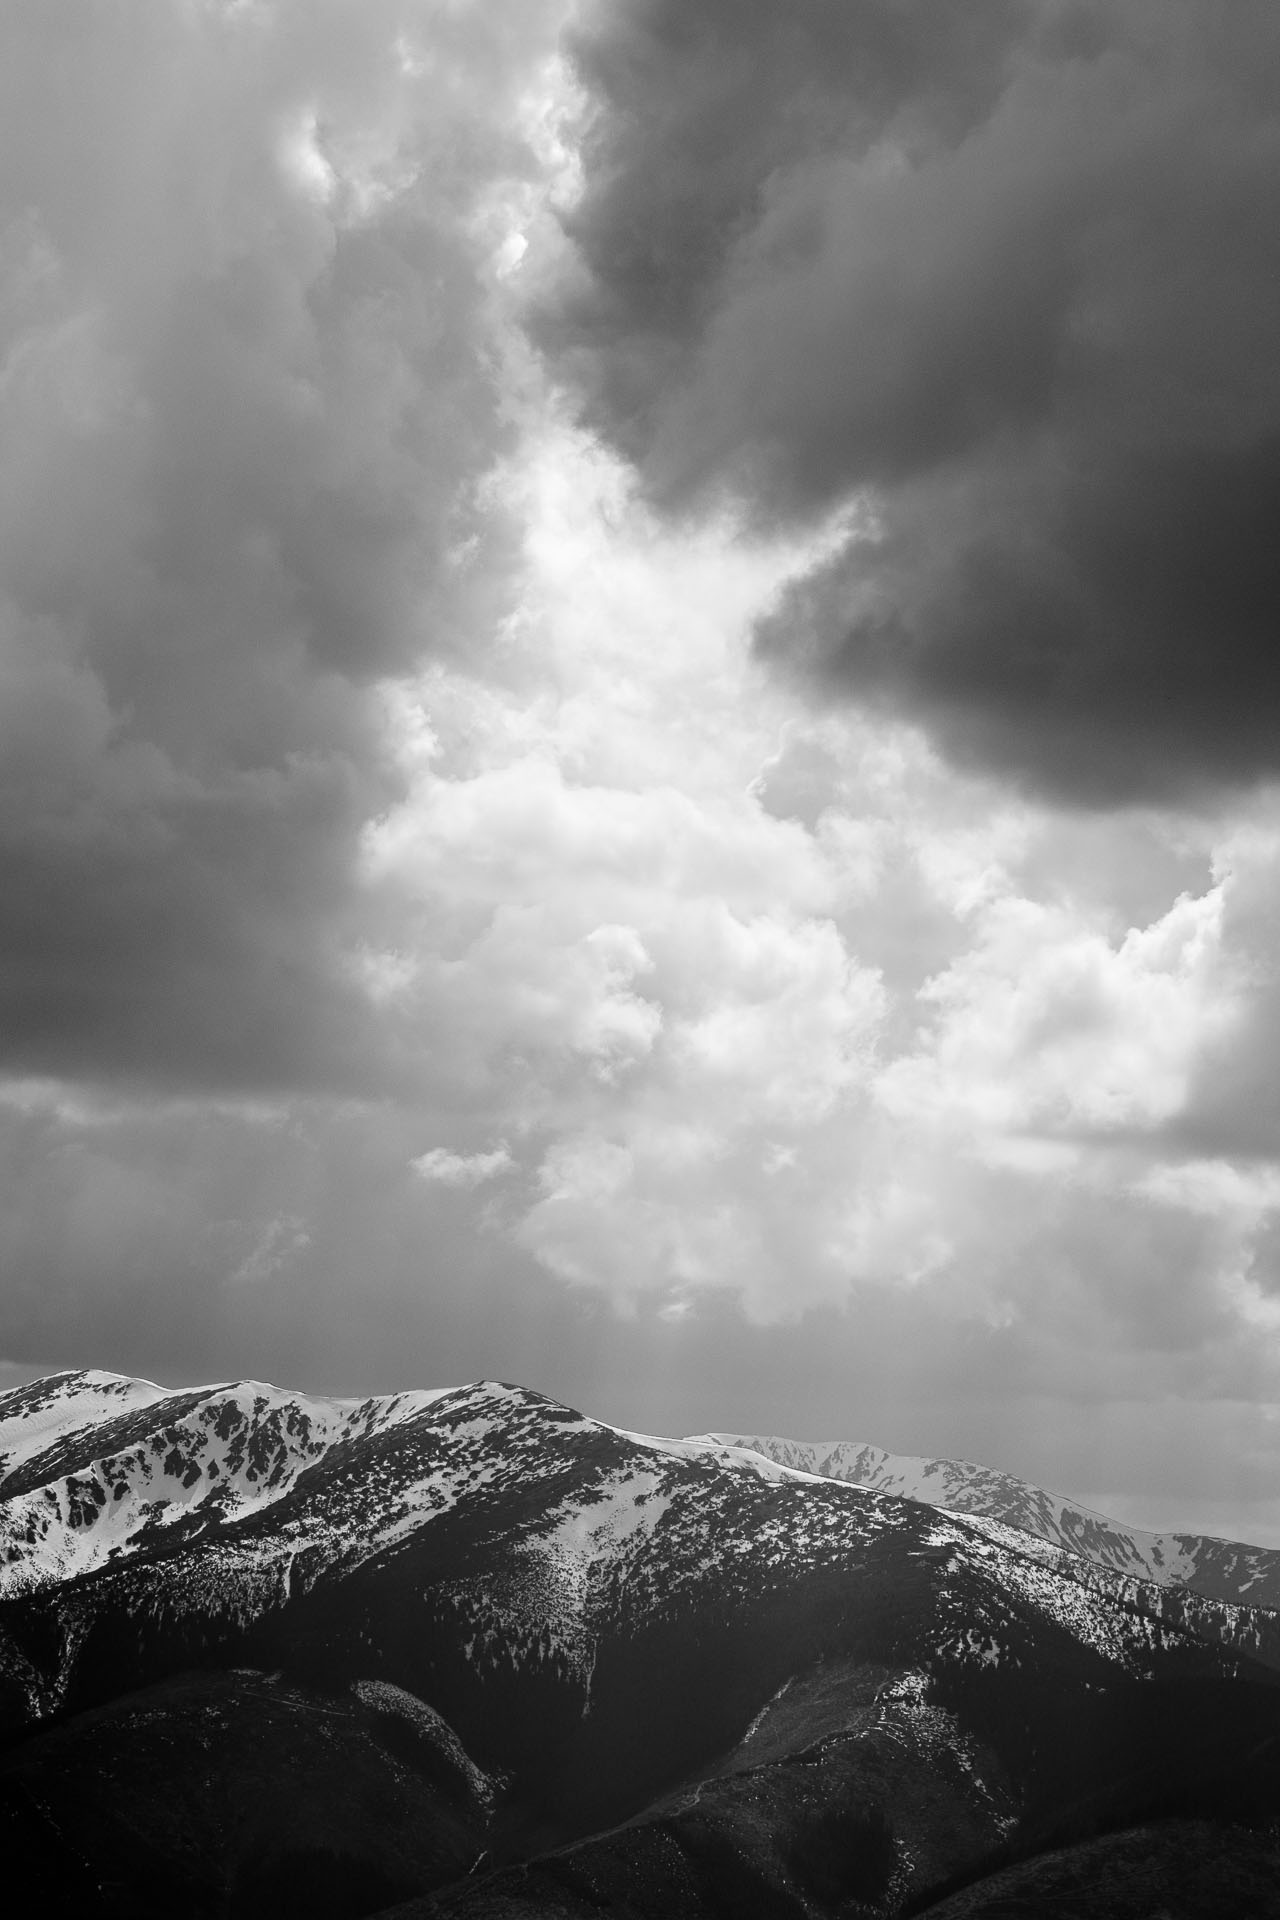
704,1431 -> 1280,1609
3,1369 -> 1280,1919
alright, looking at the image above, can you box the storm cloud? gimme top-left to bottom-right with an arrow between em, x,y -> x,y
0,0 -> 558,1092
543,0 -> 1280,801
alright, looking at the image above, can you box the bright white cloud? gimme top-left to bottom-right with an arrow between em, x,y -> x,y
412,1144 -> 514,1188
346,414 -> 1280,1363
877,883 -> 1239,1140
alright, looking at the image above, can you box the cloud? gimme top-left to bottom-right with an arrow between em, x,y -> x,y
5,0 -> 1280,1552
877,882 -> 1239,1139
541,0 -> 1280,801
0,0 -> 562,1093
5,410 -> 1280,1539
231,1213 -> 312,1286
349,429 -> 1280,1364
1166,817 -> 1280,1159
412,1144 -> 514,1188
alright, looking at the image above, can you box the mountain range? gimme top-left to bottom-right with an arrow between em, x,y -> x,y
2,1368 -> 1279,1918
705,1431 -> 1280,1611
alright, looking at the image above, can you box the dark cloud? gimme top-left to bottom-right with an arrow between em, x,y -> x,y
542,0 -> 1280,801
0,0 -> 555,1093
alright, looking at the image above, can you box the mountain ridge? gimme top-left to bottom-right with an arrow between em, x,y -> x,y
700,1430 -> 1280,1610
6,1367 -> 1276,1617
3,1368 -> 1280,1918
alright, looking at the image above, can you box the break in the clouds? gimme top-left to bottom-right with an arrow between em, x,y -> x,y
544,0 -> 1280,802
0,0 -> 560,1092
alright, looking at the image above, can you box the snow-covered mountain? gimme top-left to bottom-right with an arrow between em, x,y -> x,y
703,1432 -> 1280,1610
3,1370 -> 1280,1919
0,1369 -> 458,1596
6,1371 -> 1277,1615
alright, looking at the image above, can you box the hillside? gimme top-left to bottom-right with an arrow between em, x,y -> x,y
2,1370 -> 1279,1918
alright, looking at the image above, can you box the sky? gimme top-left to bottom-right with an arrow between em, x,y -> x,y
3,0 -> 1280,1548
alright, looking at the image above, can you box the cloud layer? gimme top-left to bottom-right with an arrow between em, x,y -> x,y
544,0 -> 1280,800
6,409 -> 1280,1540
0,0 -> 558,1091
5,2 -> 1280,1550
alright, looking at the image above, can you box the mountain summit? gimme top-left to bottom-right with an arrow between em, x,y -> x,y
3,1370 -> 1279,1918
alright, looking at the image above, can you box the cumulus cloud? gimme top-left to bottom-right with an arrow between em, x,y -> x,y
348,429 -> 1280,1370
543,0 -> 1280,800
0,0 -> 562,1091
4,410 -> 1280,1538
877,883 -> 1239,1140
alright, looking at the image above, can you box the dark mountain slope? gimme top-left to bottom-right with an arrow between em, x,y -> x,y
3,1371 -> 1279,1919
912,1819 -> 1280,1919
386,1648 -> 1280,1919
0,1667 -> 492,1919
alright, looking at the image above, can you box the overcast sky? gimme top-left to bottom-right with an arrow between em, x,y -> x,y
3,0 -> 1280,1548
